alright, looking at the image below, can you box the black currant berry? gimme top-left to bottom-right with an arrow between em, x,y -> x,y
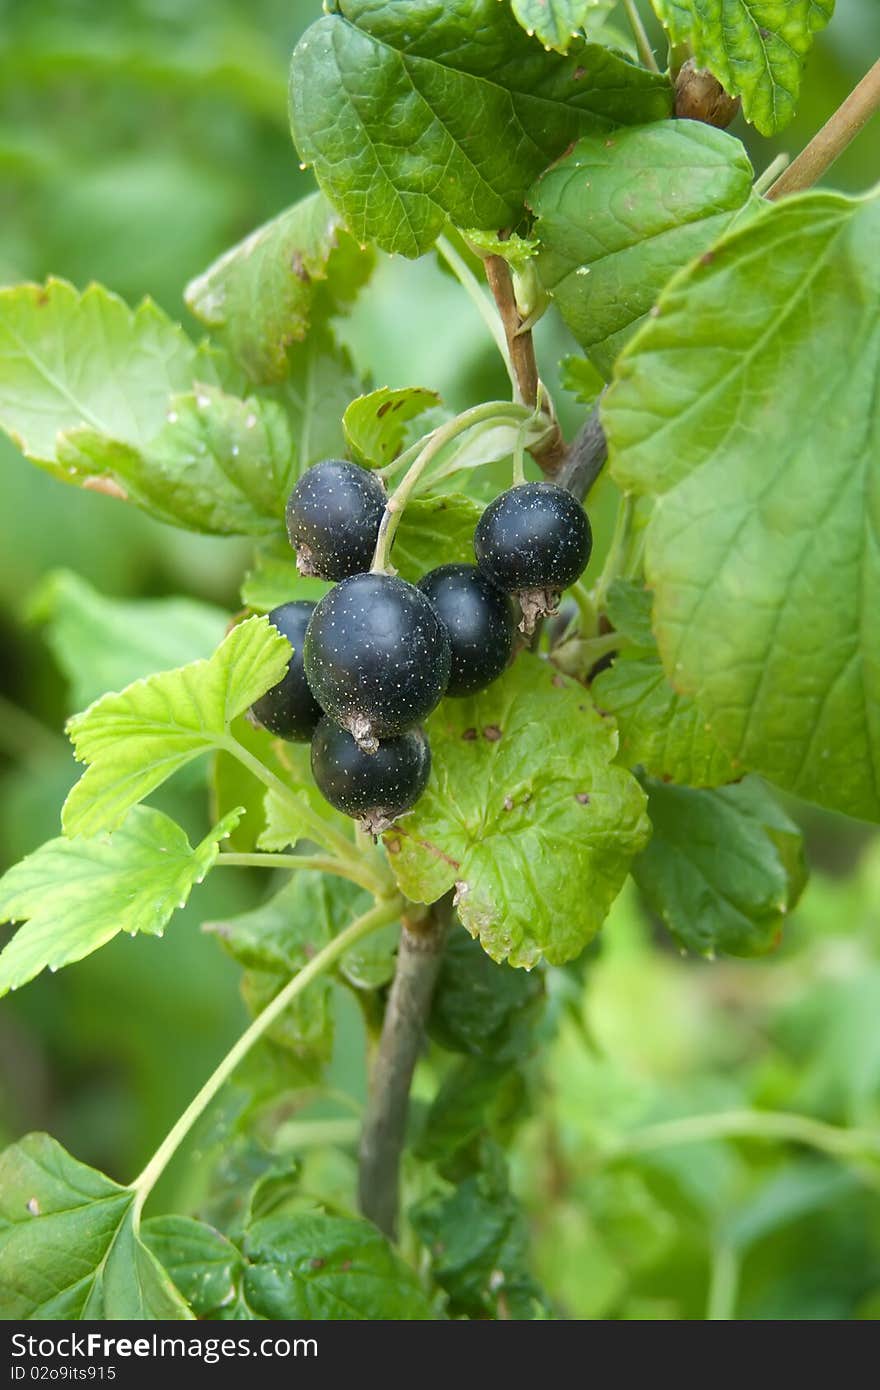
249,601 -> 323,741
311,716 -> 431,834
285,459 -> 386,580
417,563 -> 514,697
474,482 -> 592,633
304,574 -> 451,751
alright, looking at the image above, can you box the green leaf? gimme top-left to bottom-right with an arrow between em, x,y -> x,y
530,122 -> 754,378
605,191 -> 880,820
560,355 -> 605,407
411,1148 -> 543,1319
29,569 -> 228,712
240,538 -> 330,614
241,1213 -> 437,1319
0,807 -> 241,996
186,191 -> 373,385
343,387 -> 440,468
632,776 -> 807,957
650,0 -> 835,135
416,1059 -> 527,1172
384,655 -> 649,967
290,0 -> 671,257
273,323 -> 364,471
429,928 -> 545,1062
143,1216 -> 246,1319
59,384 -> 295,535
63,615 -> 288,837
258,744 -> 355,858
594,584 -> 737,786
511,0 -> 618,53
0,1134 -> 192,1319
392,494 -> 485,583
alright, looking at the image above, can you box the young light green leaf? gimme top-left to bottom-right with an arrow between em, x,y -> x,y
530,122 -> 754,378
392,495 -> 486,583
633,777 -> 807,957
650,0 -> 834,135
511,1 -> 618,53
258,744 -> 354,857
0,807 -> 241,996
143,1217 -> 246,1320
30,569 -> 228,712
0,1133 -> 193,1319
241,1213 -> 438,1319
63,615 -> 289,836
461,229 -> 539,275
384,655 -> 650,968
186,191 -> 373,385
343,387 -> 440,468
605,191 -> 880,821
290,0 -> 671,257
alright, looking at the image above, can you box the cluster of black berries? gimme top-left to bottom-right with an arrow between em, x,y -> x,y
250,458 -> 592,833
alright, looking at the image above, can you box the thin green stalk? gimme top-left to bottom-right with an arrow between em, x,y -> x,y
591,492 -> 635,611
753,152 -> 790,196
707,1243 -> 740,1321
214,850 -> 384,896
622,0 -> 660,73
130,896 -> 402,1221
221,733 -> 360,868
609,1108 -> 880,1166
512,420 -> 528,486
435,234 -> 516,391
371,401 -> 534,572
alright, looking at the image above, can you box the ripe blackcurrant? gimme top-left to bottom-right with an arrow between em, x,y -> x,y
474,482 -> 592,633
311,717 -> 431,834
304,573 -> 451,751
418,563 -> 514,696
249,601 -> 323,741
285,459 -> 386,580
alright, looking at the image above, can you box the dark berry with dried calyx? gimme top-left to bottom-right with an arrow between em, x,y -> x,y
285,459 -> 386,580
249,600 -> 323,741
303,573 -> 451,751
418,563 -> 514,696
311,716 -> 431,834
474,482 -> 592,634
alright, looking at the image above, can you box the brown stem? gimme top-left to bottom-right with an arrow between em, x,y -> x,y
357,895 -> 452,1238
483,255 -> 566,472
556,399 -> 608,501
766,57 -> 880,201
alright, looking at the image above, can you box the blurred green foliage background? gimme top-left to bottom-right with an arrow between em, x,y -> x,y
0,0 -> 879,1319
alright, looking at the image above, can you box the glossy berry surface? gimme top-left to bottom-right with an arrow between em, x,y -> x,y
304,573 -> 451,749
311,717 -> 431,832
249,601 -> 323,741
418,563 -> 514,696
285,459 -> 386,580
474,482 -> 592,594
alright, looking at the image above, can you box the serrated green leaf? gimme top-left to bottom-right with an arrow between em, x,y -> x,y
416,1058 -> 528,1172
343,387 -> 440,468
0,807 -> 241,996
560,355 -> 605,407
143,1217 -> 245,1319
186,191 -> 373,385
461,229 -> 539,275
633,776 -> 807,957
650,0 -> 834,135
429,928 -> 544,1062
531,122 -> 754,378
0,1134 -> 192,1319
59,384 -> 296,535
272,323 -> 364,471
605,191 -> 880,820
392,494 -> 485,583
29,569 -> 228,712
290,0 -> 671,257
241,1213 -> 438,1319
211,716 -> 277,853
411,1147 -> 543,1318
511,0 -> 618,53
383,655 -> 649,968
63,615 -> 289,837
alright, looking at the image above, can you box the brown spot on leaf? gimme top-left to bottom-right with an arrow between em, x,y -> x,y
376,399 -> 393,418
384,835 -> 401,855
552,674 -> 566,688
575,793 -> 590,805
572,66 -> 586,81
462,727 -> 478,741
290,252 -> 310,283
699,250 -> 715,266
310,1258 -> 325,1270
82,475 -> 128,501
503,796 -> 514,812
36,289 -> 50,307
483,724 -> 502,742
